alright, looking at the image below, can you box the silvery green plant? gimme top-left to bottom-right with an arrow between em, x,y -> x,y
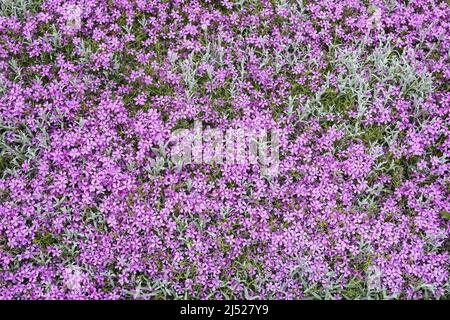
332,38 -> 434,113
178,53 -> 200,100
0,118 -> 45,178
0,0 -> 41,18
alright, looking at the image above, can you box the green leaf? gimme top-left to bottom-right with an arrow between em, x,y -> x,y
440,211 -> 450,220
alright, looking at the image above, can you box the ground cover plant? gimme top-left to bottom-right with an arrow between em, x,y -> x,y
0,0 -> 449,299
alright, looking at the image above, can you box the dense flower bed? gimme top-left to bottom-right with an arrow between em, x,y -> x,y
0,0 -> 449,299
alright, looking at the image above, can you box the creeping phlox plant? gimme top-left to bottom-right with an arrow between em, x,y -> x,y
0,0 -> 449,300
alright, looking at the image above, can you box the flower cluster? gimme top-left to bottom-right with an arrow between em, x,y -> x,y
0,0 -> 449,299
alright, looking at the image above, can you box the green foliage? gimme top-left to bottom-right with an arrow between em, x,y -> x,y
361,125 -> 386,145
319,88 -> 355,115
342,277 -> 366,299
291,83 -> 312,97
0,0 -> 43,18
440,211 -> 450,220
33,232 -> 58,248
